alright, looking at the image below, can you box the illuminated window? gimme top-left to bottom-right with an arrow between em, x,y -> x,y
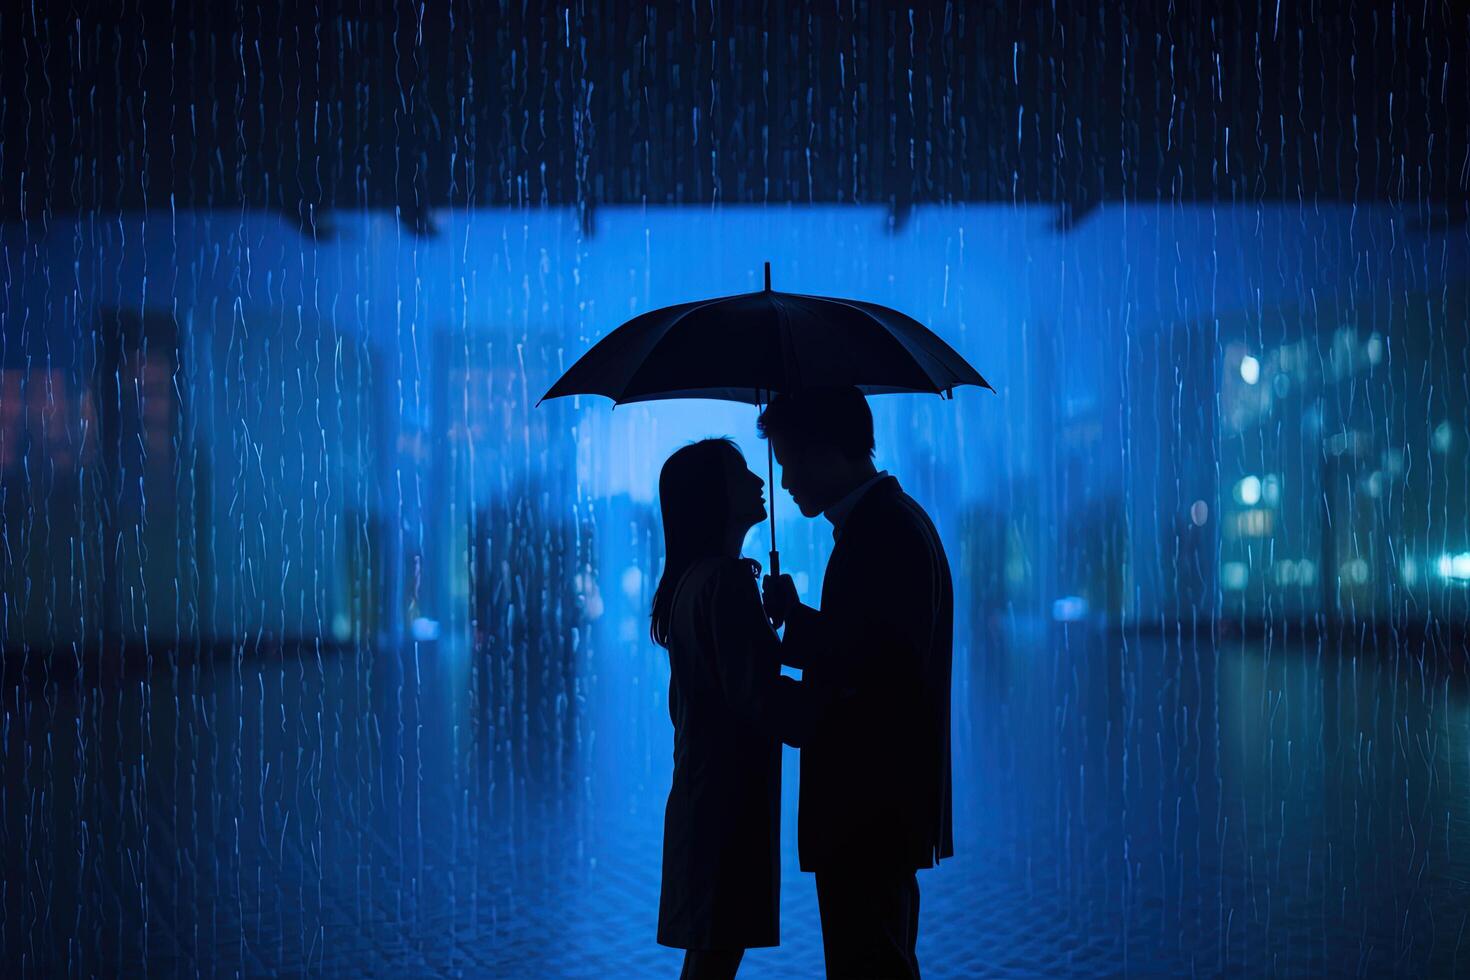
1231,508 -> 1273,538
1432,422 -> 1453,453
1222,562 -> 1249,590
1435,553 -> 1470,582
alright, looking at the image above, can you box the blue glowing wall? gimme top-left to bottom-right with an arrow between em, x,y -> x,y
2,204 -> 1468,974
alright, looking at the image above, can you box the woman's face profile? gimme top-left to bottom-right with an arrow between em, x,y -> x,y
721,447 -> 767,536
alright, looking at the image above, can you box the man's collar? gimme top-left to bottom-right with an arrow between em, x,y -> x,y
823,470 -> 890,538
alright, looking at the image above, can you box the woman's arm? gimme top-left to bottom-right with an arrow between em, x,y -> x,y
710,564 -> 825,747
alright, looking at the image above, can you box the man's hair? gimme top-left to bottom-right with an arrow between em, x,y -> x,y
757,387 -> 875,461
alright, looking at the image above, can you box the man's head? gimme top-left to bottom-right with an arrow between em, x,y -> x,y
757,387 -> 877,517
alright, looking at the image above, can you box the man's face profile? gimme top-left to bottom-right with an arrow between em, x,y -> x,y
771,433 -> 831,519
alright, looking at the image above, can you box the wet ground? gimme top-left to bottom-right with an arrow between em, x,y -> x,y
4,624 -> 1469,977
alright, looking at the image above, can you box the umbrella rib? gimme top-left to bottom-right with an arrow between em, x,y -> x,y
612,297 -> 729,402
806,294 -> 983,389
786,293 -> 947,392
769,292 -> 803,392
539,294 -> 730,404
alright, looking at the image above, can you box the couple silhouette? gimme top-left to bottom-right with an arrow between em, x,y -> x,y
651,388 -> 954,980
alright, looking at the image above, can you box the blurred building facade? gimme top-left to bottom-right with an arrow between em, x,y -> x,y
1,205 -> 1465,662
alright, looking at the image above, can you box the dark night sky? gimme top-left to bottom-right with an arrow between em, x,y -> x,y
2,0 -> 1465,232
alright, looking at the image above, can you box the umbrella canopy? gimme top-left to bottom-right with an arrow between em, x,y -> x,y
539,264 -> 991,576
539,265 -> 991,406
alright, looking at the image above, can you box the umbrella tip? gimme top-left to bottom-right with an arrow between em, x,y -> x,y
764,261 -> 771,291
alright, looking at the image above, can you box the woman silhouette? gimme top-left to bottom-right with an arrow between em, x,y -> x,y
651,438 -> 817,980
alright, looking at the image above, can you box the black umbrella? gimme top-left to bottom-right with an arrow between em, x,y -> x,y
540,262 -> 992,574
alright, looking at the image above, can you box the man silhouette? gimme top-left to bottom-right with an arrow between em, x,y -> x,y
759,387 -> 954,980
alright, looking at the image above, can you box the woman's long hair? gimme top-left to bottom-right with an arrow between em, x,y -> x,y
649,438 -> 740,648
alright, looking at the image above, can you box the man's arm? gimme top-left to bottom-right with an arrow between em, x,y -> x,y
777,601 -> 831,671
779,528 -> 938,688
762,573 -> 835,671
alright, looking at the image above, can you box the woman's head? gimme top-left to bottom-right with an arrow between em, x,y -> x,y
649,438 -> 767,647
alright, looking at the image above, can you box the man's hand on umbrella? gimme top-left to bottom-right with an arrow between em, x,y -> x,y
762,574 -> 799,629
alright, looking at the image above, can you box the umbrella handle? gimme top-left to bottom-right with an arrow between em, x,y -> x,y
766,423 -> 780,578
